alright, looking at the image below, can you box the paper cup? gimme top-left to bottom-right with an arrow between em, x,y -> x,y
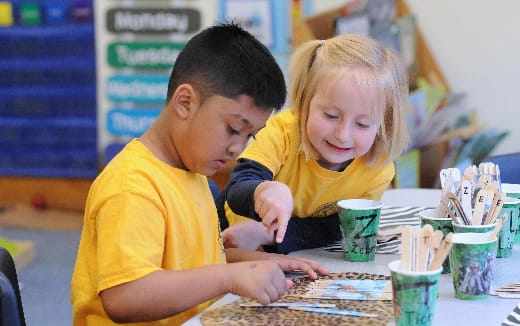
419,208 -> 453,273
449,233 -> 497,300
337,199 -> 382,262
496,197 -> 520,258
451,222 -> 497,234
502,183 -> 520,244
389,260 -> 442,326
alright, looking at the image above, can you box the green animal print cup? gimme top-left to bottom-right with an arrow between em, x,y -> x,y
388,260 -> 442,326
449,233 -> 497,300
337,199 -> 382,262
451,222 -> 497,234
502,184 -> 520,244
496,196 -> 520,258
419,208 -> 453,274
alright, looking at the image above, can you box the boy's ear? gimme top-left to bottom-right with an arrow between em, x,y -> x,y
168,84 -> 200,119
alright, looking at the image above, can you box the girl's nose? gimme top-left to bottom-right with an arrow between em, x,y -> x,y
335,122 -> 352,143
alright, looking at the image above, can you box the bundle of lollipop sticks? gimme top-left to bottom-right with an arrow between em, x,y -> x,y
398,225 -> 453,272
438,162 -> 505,225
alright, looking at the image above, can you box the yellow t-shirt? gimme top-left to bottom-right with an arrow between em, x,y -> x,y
225,109 -> 395,225
71,139 -> 226,325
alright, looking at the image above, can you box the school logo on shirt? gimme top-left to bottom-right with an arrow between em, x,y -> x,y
313,202 -> 338,217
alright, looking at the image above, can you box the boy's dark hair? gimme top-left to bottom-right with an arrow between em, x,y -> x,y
166,23 -> 286,111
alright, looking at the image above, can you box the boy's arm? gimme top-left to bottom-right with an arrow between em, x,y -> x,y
225,247 -> 328,278
100,260 -> 291,323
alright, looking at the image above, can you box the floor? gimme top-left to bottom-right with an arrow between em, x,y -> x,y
0,226 -> 81,325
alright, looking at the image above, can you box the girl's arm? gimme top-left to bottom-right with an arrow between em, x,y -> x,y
224,159 -> 273,219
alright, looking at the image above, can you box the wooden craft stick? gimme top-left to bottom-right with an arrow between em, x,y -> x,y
428,233 -> 454,271
413,227 -> 422,271
496,165 -> 502,190
488,215 -> 506,241
446,205 -> 461,225
476,175 -> 491,188
418,225 -> 434,271
399,226 -> 412,271
429,230 -> 443,263
472,189 -> 487,225
447,192 -> 469,225
463,166 -> 475,182
488,192 -> 506,225
485,190 -> 502,225
287,306 -> 378,318
438,177 -> 454,217
494,288 -> 520,293
240,302 -> 336,308
487,180 -> 499,193
497,293 -> 520,299
460,179 -> 473,220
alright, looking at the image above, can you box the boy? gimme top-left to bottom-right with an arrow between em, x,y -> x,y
70,23 -> 327,325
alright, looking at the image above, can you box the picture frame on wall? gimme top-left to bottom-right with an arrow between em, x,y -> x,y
219,0 -> 290,54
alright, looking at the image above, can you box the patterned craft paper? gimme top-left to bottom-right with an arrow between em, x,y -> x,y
301,279 -> 392,300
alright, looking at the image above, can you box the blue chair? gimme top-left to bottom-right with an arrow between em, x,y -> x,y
0,247 -> 25,326
483,152 -> 520,184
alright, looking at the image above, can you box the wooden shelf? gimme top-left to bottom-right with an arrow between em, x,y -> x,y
0,177 -> 92,211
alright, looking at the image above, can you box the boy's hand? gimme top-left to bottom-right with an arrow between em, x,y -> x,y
267,254 -> 329,280
222,220 -> 274,250
226,261 -> 293,305
254,181 -> 293,244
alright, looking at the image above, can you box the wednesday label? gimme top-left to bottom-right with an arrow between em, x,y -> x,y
107,108 -> 161,136
107,42 -> 185,69
107,75 -> 169,103
106,8 -> 200,34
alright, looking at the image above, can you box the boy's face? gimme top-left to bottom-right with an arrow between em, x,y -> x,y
306,71 -> 381,171
179,94 -> 272,176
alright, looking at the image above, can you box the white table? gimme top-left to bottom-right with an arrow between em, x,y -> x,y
184,188 -> 519,325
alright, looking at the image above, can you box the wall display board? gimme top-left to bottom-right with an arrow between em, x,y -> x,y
0,0 -> 97,178
217,0 -> 296,105
95,0 -> 215,165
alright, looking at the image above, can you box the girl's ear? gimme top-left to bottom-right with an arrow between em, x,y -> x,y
167,84 -> 200,119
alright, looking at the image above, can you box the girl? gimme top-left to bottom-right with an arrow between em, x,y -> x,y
216,34 -> 409,254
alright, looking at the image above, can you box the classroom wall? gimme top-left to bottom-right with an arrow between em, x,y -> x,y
405,0 -> 520,156
315,0 -> 520,156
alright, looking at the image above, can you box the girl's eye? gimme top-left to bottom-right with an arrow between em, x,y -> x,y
228,126 -> 240,135
356,122 -> 370,129
324,112 -> 338,119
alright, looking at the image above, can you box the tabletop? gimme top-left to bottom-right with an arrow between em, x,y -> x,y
183,188 -> 519,325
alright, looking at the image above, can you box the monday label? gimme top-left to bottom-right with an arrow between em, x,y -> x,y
107,75 -> 169,103
107,42 -> 185,69
106,8 -> 200,34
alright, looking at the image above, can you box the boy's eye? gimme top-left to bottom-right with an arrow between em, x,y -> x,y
228,126 -> 240,135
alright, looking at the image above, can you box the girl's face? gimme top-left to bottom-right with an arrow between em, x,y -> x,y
306,71 -> 381,171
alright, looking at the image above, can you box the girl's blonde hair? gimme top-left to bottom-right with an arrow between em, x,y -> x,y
288,34 -> 410,167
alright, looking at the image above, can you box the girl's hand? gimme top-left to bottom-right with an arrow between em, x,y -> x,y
222,220 -> 274,250
254,181 -> 293,244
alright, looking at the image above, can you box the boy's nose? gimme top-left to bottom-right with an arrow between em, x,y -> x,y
226,141 -> 246,158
